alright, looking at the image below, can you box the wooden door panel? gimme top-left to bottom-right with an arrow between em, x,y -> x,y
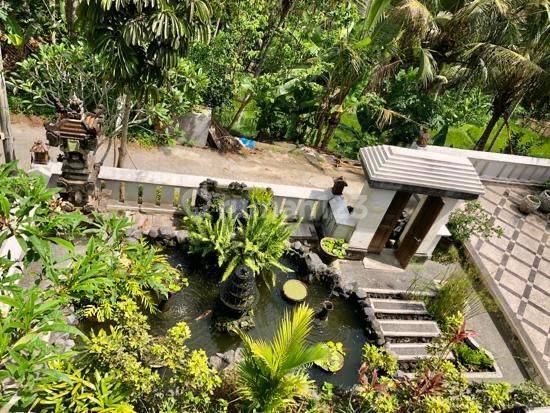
367,191 -> 412,254
395,196 -> 444,267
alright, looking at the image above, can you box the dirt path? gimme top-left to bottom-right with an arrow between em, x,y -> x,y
11,115 -> 365,197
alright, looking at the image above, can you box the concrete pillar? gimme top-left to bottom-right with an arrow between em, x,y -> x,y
416,197 -> 462,255
348,183 -> 396,250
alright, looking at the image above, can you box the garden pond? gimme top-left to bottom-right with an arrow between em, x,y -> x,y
150,249 -> 371,387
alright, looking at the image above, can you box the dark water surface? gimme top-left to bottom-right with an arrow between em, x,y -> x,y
150,249 -> 370,387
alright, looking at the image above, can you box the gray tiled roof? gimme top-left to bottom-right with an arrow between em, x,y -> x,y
359,145 -> 485,200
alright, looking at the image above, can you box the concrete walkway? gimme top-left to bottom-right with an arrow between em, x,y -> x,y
467,181 -> 550,387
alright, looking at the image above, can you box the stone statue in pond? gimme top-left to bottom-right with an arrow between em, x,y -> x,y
219,264 -> 257,317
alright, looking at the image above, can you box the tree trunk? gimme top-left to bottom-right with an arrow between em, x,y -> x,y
486,120 -> 505,152
228,94 -> 252,130
474,110 -> 502,151
65,0 -> 76,36
0,46 -> 16,163
320,110 -> 343,150
116,93 -> 131,202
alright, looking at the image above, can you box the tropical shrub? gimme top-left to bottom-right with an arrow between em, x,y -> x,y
448,201 -> 503,244
361,344 -> 398,377
472,382 -> 511,412
0,287 -> 83,410
185,207 -> 238,268
510,381 -> 550,408
8,42 -> 119,126
454,343 -> 494,372
52,236 -> 182,321
0,162 -> 85,265
236,304 -> 328,413
185,205 -> 293,283
84,212 -> 133,245
247,187 -> 274,209
223,205 -> 293,282
427,271 -> 487,323
39,299 -> 222,411
34,364 -> 135,413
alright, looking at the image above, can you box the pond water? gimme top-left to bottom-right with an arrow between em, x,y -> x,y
150,249 -> 370,387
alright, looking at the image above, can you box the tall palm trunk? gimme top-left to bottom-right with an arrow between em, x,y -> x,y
474,109 -> 502,151
116,93 -> 131,201
65,0 -> 76,36
0,46 -> 16,163
320,110 -> 343,150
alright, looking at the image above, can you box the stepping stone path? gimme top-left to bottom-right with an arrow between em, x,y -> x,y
361,288 -> 444,371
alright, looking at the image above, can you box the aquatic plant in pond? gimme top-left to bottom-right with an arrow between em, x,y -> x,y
320,237 -> 348,260
315,341 -> 346,373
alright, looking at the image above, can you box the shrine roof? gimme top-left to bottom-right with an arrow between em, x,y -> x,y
359,145 -> 485,200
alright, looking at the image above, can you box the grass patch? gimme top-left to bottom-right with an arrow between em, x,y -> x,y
437,120 -> 549,158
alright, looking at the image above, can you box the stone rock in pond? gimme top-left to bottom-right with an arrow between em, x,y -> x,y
148,228 -> 159,239
209,354 -> 227,371
291,241 -> 304,254
304,252 -> 327,276
125,226 -> 138,238
175,230 -> 188,244
209,347 -> 244,371
127,237 -> 139,245
160,226 -> 175,240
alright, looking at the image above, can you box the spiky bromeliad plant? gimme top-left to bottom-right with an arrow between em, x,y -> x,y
235,304 -> 328,412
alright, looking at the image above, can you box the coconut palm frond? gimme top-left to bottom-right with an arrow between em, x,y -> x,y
418,47 -> 437,86
468,42 -> 545,83
376,106 -> 419,129
236,304 -> 328,412
364,0 -> 392,33
398,0 -> 436,36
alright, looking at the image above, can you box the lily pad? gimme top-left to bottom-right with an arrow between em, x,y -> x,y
282,280 -> 307,302
315,341 -> 345,373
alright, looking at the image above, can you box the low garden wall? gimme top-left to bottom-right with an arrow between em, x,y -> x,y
97,166 -> 332,222
425,146 -> 550,185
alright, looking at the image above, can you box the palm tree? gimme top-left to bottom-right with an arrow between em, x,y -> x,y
428,0 -> 549,151
313,0 -> 439,149
236,304 -> 328,412
77,0 -> 212,199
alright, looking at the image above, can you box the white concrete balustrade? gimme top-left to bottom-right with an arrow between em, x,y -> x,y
98,166 -> 332,222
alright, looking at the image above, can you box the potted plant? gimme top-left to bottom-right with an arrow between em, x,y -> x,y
539,189 -> 550,213
519,194 -> 541,214
319,237 -> 348,264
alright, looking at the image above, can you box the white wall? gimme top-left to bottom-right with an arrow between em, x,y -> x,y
426,146 -> 550,185
348,183 -> 396,249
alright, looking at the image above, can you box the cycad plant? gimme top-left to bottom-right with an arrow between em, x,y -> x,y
236,304 -> 328,413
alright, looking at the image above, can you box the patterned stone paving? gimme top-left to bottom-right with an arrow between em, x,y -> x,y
468,181 -> 550,386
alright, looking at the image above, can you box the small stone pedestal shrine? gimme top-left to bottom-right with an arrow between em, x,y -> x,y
45,97 -> 102,208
